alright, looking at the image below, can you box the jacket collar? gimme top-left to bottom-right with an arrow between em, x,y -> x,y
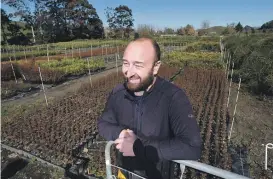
123,76 -> 165,101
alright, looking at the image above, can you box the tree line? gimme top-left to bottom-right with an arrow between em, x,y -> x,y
1,0 -> 134,45
1,0 -> 272,45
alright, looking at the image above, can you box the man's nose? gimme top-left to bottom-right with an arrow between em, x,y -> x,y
125,65 -> 135,78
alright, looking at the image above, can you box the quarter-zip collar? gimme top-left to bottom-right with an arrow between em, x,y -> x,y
123,76 -> 164,101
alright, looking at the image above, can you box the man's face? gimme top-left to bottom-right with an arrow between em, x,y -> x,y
122,41 -> 158,92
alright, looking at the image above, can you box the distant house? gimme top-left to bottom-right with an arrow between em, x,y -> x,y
244,25 -> 252,33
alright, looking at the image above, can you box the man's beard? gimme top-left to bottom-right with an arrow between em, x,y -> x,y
125,71 -> 154,93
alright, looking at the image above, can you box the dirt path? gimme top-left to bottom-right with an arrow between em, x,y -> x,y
2,66 -> 121,107
228,83 -> 273,178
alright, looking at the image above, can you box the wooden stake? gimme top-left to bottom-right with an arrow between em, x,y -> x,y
228,77 -> 241,141
38,66 -> 48,107
9,57 -> 17,84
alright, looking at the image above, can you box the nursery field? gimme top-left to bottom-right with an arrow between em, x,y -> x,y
1,36 -> 272,179
2,65 -> 232,179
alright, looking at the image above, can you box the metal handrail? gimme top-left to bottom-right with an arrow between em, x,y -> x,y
105,141 -> 251,179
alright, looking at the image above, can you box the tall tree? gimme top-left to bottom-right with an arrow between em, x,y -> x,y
201,20 -> 210,29
105,5 -> 134,38
65,0 -> 104,40
164,27 -> 175,34
235,22 -> 243,33
3,0 -> 104,43
260,20 -> 273,30
1,9 -> 11,44
2,0 -> 35,44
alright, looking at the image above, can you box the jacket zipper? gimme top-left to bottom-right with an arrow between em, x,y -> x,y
135,97 -> 143,135
138,98 -> 143,134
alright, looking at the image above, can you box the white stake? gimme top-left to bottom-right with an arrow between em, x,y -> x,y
116,53 -> 118,76
228,78 -> 241,141
47,44 -> 49,62
24,48 -> 27,62
87,58 -> 93,88
227,62 -> 235,108
226,58 -> 230,80
9,57 -> 17,84
38,66 -> 48,106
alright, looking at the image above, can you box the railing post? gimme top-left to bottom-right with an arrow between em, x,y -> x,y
105,141 -> 115,179
105,141 -> 251,179
180,164 -> 186,179
265,143 -> 273,170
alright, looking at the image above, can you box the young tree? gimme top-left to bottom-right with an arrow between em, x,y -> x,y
222,23 -> 236,35
177,27 -> 186,35
137,24 -> 155,37
105,5 -> 134,38
184,24 -> 195,36
251,27 -> 255,34
198,29 -> 207,36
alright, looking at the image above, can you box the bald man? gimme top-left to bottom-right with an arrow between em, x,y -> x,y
97,38 -> 202,179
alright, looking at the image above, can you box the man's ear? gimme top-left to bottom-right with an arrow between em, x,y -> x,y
153,61 -> 161,75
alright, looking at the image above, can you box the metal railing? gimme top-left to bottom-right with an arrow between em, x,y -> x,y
105,141 -> 251,179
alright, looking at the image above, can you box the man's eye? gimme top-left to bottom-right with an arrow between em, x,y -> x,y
135,65 -> 143,68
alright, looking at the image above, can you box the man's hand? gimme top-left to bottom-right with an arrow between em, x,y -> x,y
118,129 -> 129,138
115,129 -> 137,156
